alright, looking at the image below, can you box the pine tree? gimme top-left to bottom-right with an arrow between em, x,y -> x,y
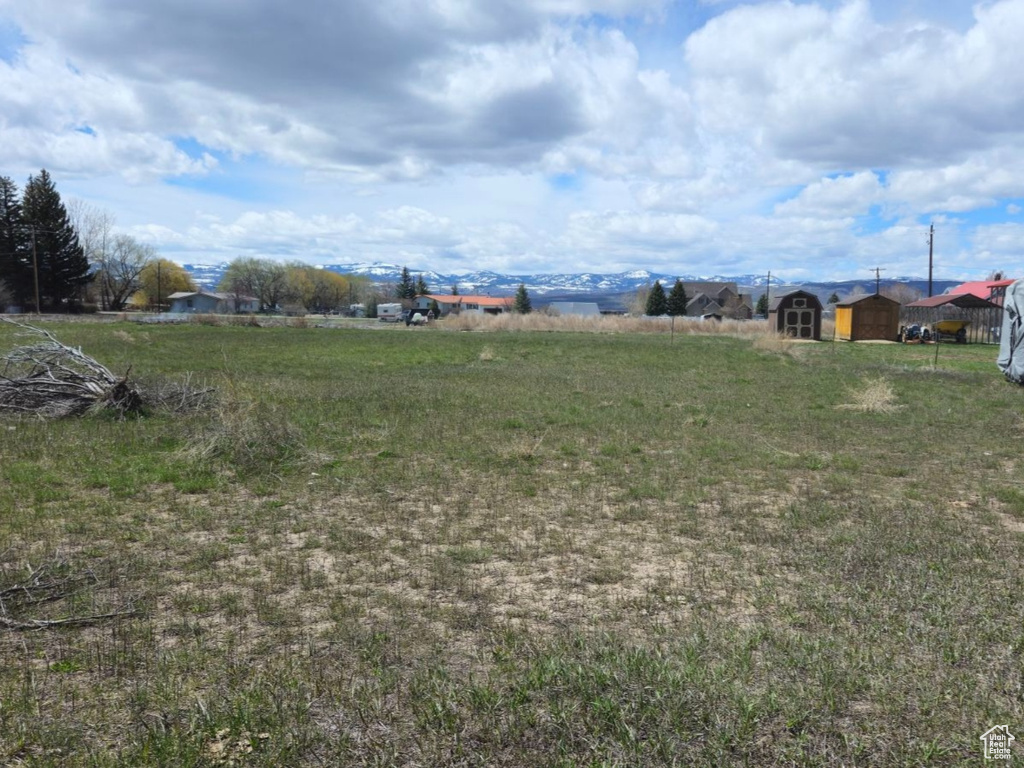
21,170 -> 90,310
0,176 -> 30,305
756,293 -> 769,316
397,267 -> 415,300
415,275 -> 429,296
645,280 -> 667,316
828,292 -> 840,304
666,279 -> 688,317
513,283 -> 532,314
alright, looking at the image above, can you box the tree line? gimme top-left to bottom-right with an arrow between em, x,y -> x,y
0,170 -> 197,312
0,169 -> 377,315
0,169 -> 535,316
217,257 -> 368,314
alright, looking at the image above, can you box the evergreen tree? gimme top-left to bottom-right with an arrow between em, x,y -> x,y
828,292 -> 840,304
666,279 -> 688,317
21,170 -> 90,310
645,280 -> 667,316
397,266 -> 415,300
0,176 -> 29,305
513,283 -> 532,314
451,283 -> 459,296
756,293 -> 769,316
415,275 -> 429,296
429,299 -> 440,316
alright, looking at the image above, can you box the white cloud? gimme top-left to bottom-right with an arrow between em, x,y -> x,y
2,0 -> 1024,279
775,171 -> 882,217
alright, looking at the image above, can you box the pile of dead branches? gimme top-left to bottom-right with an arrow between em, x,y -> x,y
0,319 -> 214,418
0,556 -> 138,631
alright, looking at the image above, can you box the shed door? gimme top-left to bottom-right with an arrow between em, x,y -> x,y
784,308 -> 815,338
858,306 -> 893,340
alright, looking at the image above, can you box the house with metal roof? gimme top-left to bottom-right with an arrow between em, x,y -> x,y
412,294 -> 513,315
168,288 -> 259,314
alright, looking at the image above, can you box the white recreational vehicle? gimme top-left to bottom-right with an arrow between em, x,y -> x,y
377,303 -> 403,322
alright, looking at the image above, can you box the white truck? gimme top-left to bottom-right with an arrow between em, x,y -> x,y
377,303 -> 403,322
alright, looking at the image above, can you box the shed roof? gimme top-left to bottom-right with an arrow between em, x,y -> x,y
836,293 -> 900,308
768,290 -> 820,312
905,293 -> 1001,309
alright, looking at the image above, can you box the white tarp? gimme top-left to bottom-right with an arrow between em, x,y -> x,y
997,279 -> 1024,384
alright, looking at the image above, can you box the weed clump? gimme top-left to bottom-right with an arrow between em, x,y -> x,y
837,377 -> 901,413
184,399 -> 304,474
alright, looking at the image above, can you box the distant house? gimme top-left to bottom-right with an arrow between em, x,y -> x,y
548,302 -> 600,317
683,282 -> 754,320
168,288 -> 258,314
413,294 -> 513,315
768,290 -> 822,340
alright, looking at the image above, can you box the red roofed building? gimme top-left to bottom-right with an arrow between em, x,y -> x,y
944,278 -> 1016,306
413,294 -> 513,316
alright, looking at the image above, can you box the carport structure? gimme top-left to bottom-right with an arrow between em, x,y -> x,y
902,293 -> 1003,344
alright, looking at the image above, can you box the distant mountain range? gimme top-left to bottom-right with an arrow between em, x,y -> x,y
183,261 -> 963,310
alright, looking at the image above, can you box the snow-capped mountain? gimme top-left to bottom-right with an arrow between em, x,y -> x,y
318,263 -> 777,296
182,261 -> 960,308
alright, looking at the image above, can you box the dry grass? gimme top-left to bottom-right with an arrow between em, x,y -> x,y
836,376 -> 902,413
0,321 -> 1018,767
751,333 -> 801,356
181,396 -> 304,474
442,312 -> 769,336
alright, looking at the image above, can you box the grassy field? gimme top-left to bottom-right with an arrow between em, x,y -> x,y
0,319 -> 1021,766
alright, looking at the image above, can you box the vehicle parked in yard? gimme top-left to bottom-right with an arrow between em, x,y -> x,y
377,303 -> 403,322
402,309 -> 434,326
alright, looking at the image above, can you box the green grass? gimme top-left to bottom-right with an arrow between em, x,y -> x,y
0,320 -> 1021,766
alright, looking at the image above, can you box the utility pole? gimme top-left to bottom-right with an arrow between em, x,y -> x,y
156,261 -> 161,314
927,223 -> 934,298
871,267 -> 885,295
765,270 -> 771,317
31,226 -> 40,315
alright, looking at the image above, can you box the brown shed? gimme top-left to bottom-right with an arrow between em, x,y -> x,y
768,290 -> 822,340
835,293 -> 900,341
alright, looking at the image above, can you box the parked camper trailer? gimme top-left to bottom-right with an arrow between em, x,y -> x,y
377,303 -> 403,322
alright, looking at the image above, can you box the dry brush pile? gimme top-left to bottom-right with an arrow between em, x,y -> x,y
0,319 -> 213,419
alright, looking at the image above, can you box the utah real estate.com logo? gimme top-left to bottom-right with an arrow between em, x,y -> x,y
980,725 -> 1015,761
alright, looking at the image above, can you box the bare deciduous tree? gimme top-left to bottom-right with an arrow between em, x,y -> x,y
67,199 -> 114,266
96,235 -> 155,311
219,257 -> 288,312
881,282 -> 923,305
68,201 -> 155,310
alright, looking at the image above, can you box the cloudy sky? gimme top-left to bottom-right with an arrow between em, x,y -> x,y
1,0 -> 1022,280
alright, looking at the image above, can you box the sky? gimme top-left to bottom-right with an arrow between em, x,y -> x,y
1,0 -> 1023,281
